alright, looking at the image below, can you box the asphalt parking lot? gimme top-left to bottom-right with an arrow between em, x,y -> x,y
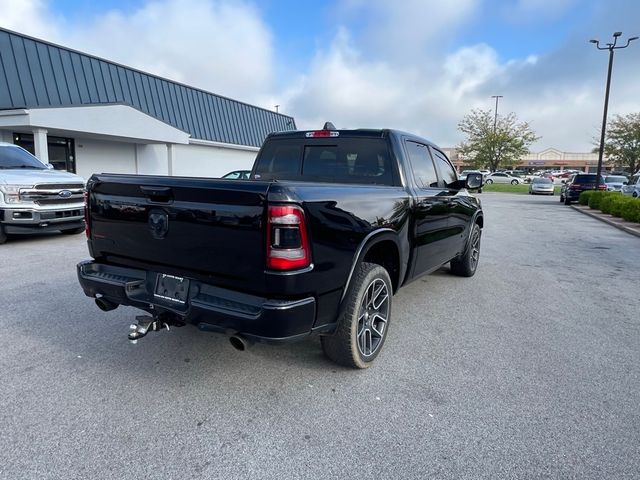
1,193 -> 639,480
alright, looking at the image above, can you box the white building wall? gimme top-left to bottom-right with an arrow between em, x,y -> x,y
75,138 -> 136,180
136,144 -> 169,175
172,143 -> 256,178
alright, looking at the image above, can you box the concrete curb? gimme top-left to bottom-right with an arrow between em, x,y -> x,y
571,205 -> 640,239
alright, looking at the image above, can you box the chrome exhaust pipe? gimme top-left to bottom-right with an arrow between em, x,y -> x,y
95,297 -> 118,312
229,334 -> 253,351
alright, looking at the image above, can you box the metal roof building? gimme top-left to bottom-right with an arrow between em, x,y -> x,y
0,27 -> 296,179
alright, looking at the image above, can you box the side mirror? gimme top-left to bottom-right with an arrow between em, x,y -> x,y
623,181 -> 628,185
465,173 -> 483,190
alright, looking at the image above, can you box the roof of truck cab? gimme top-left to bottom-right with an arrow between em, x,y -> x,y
266,128 -> 442,150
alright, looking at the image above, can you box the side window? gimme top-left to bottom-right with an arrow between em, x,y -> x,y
431,148 -> 458,187
405,141 -> 438,189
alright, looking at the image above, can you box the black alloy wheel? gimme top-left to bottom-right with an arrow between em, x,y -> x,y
450,223 -> 481,277
321,262 -> 393,369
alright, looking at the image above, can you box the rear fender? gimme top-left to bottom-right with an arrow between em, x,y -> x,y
340,229 -> 402,304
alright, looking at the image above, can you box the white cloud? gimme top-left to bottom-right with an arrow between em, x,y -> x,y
1,0 -> 639,152
339,0 -> 480,60
0,0 -> 275,103
0,0 -> 62,40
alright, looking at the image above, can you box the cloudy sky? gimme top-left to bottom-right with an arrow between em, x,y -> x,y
1,0 -> 639,151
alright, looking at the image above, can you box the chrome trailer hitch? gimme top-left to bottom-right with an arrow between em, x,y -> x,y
128,313 -> 184,343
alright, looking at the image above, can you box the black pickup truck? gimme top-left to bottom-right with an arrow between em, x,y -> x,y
77,126 -> 483,368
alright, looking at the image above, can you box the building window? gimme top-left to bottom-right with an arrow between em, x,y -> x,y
13,133 -> 76,173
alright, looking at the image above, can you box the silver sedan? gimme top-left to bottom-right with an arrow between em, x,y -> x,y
529,177 -> 555,195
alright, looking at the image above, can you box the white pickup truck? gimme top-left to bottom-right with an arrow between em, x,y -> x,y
0,142 -> 85,244
621,173 -> 640,198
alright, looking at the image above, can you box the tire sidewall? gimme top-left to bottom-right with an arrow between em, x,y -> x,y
465,223 -> 481,274
346,264 -> 393,368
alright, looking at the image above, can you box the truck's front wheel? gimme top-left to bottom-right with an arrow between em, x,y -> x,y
0,225 -> 6,245
321,262 -> 392,369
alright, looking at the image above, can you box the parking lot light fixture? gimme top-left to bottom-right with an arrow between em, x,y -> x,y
591,32 -> 637,188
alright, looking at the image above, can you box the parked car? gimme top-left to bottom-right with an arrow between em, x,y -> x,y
0,142 -> 85,244
222,170 -> 251,180
528,177 -> 554,195
604,175 -> 629,192
621,174 -> 640,197
484,172 -> 521,185
77,126 -> 484,369
559,174 -> 607,204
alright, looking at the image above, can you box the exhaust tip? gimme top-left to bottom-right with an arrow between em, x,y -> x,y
95,297 -> 118,312
229,335 -> 251,351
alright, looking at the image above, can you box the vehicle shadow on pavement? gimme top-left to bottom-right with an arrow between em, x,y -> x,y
45,296 -> 335,378
3,231 -> 80,245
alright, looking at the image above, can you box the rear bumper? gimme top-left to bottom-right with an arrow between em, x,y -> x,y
531,188 -> 554,194
566,187 -> 607,200
77,260 -> 317,343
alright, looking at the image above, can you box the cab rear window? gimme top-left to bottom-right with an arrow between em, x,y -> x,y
253,138 -> 398,186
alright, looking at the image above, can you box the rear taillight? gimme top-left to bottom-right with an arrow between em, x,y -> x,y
267,205 -> 310,270
84,191 -> 90,239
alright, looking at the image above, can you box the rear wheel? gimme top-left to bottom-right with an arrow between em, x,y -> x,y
321,262 -> 392,369
450,223 -> 481,277
0,224 -> 7,245
564,195 -> 571,205
60,226 -> 85,235
559,193 -> 564,202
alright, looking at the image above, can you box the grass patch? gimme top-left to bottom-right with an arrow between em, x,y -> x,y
482,183 -> 560,194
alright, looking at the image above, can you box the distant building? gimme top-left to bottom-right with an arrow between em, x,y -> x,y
443,147 -> 607,173
0,28 -> 295,180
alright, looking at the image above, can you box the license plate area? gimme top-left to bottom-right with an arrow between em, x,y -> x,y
154,274 -> 190,304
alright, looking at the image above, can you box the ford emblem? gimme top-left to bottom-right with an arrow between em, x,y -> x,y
58,190 -> 72,198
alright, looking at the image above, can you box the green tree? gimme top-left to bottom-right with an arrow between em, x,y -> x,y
457,109 -> 539,171
595,113 -> 640,174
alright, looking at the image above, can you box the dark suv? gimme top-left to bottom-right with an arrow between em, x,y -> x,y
560,174 -> 606,205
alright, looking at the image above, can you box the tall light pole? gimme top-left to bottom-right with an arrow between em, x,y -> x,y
490,95 -> 503,171
491,95 -> 503,132
590,32 -> 638,188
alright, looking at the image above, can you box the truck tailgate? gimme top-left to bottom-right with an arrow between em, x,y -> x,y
88,174 -> 269,289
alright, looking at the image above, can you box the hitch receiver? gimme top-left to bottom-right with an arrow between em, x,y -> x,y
128,314 -> 184,343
